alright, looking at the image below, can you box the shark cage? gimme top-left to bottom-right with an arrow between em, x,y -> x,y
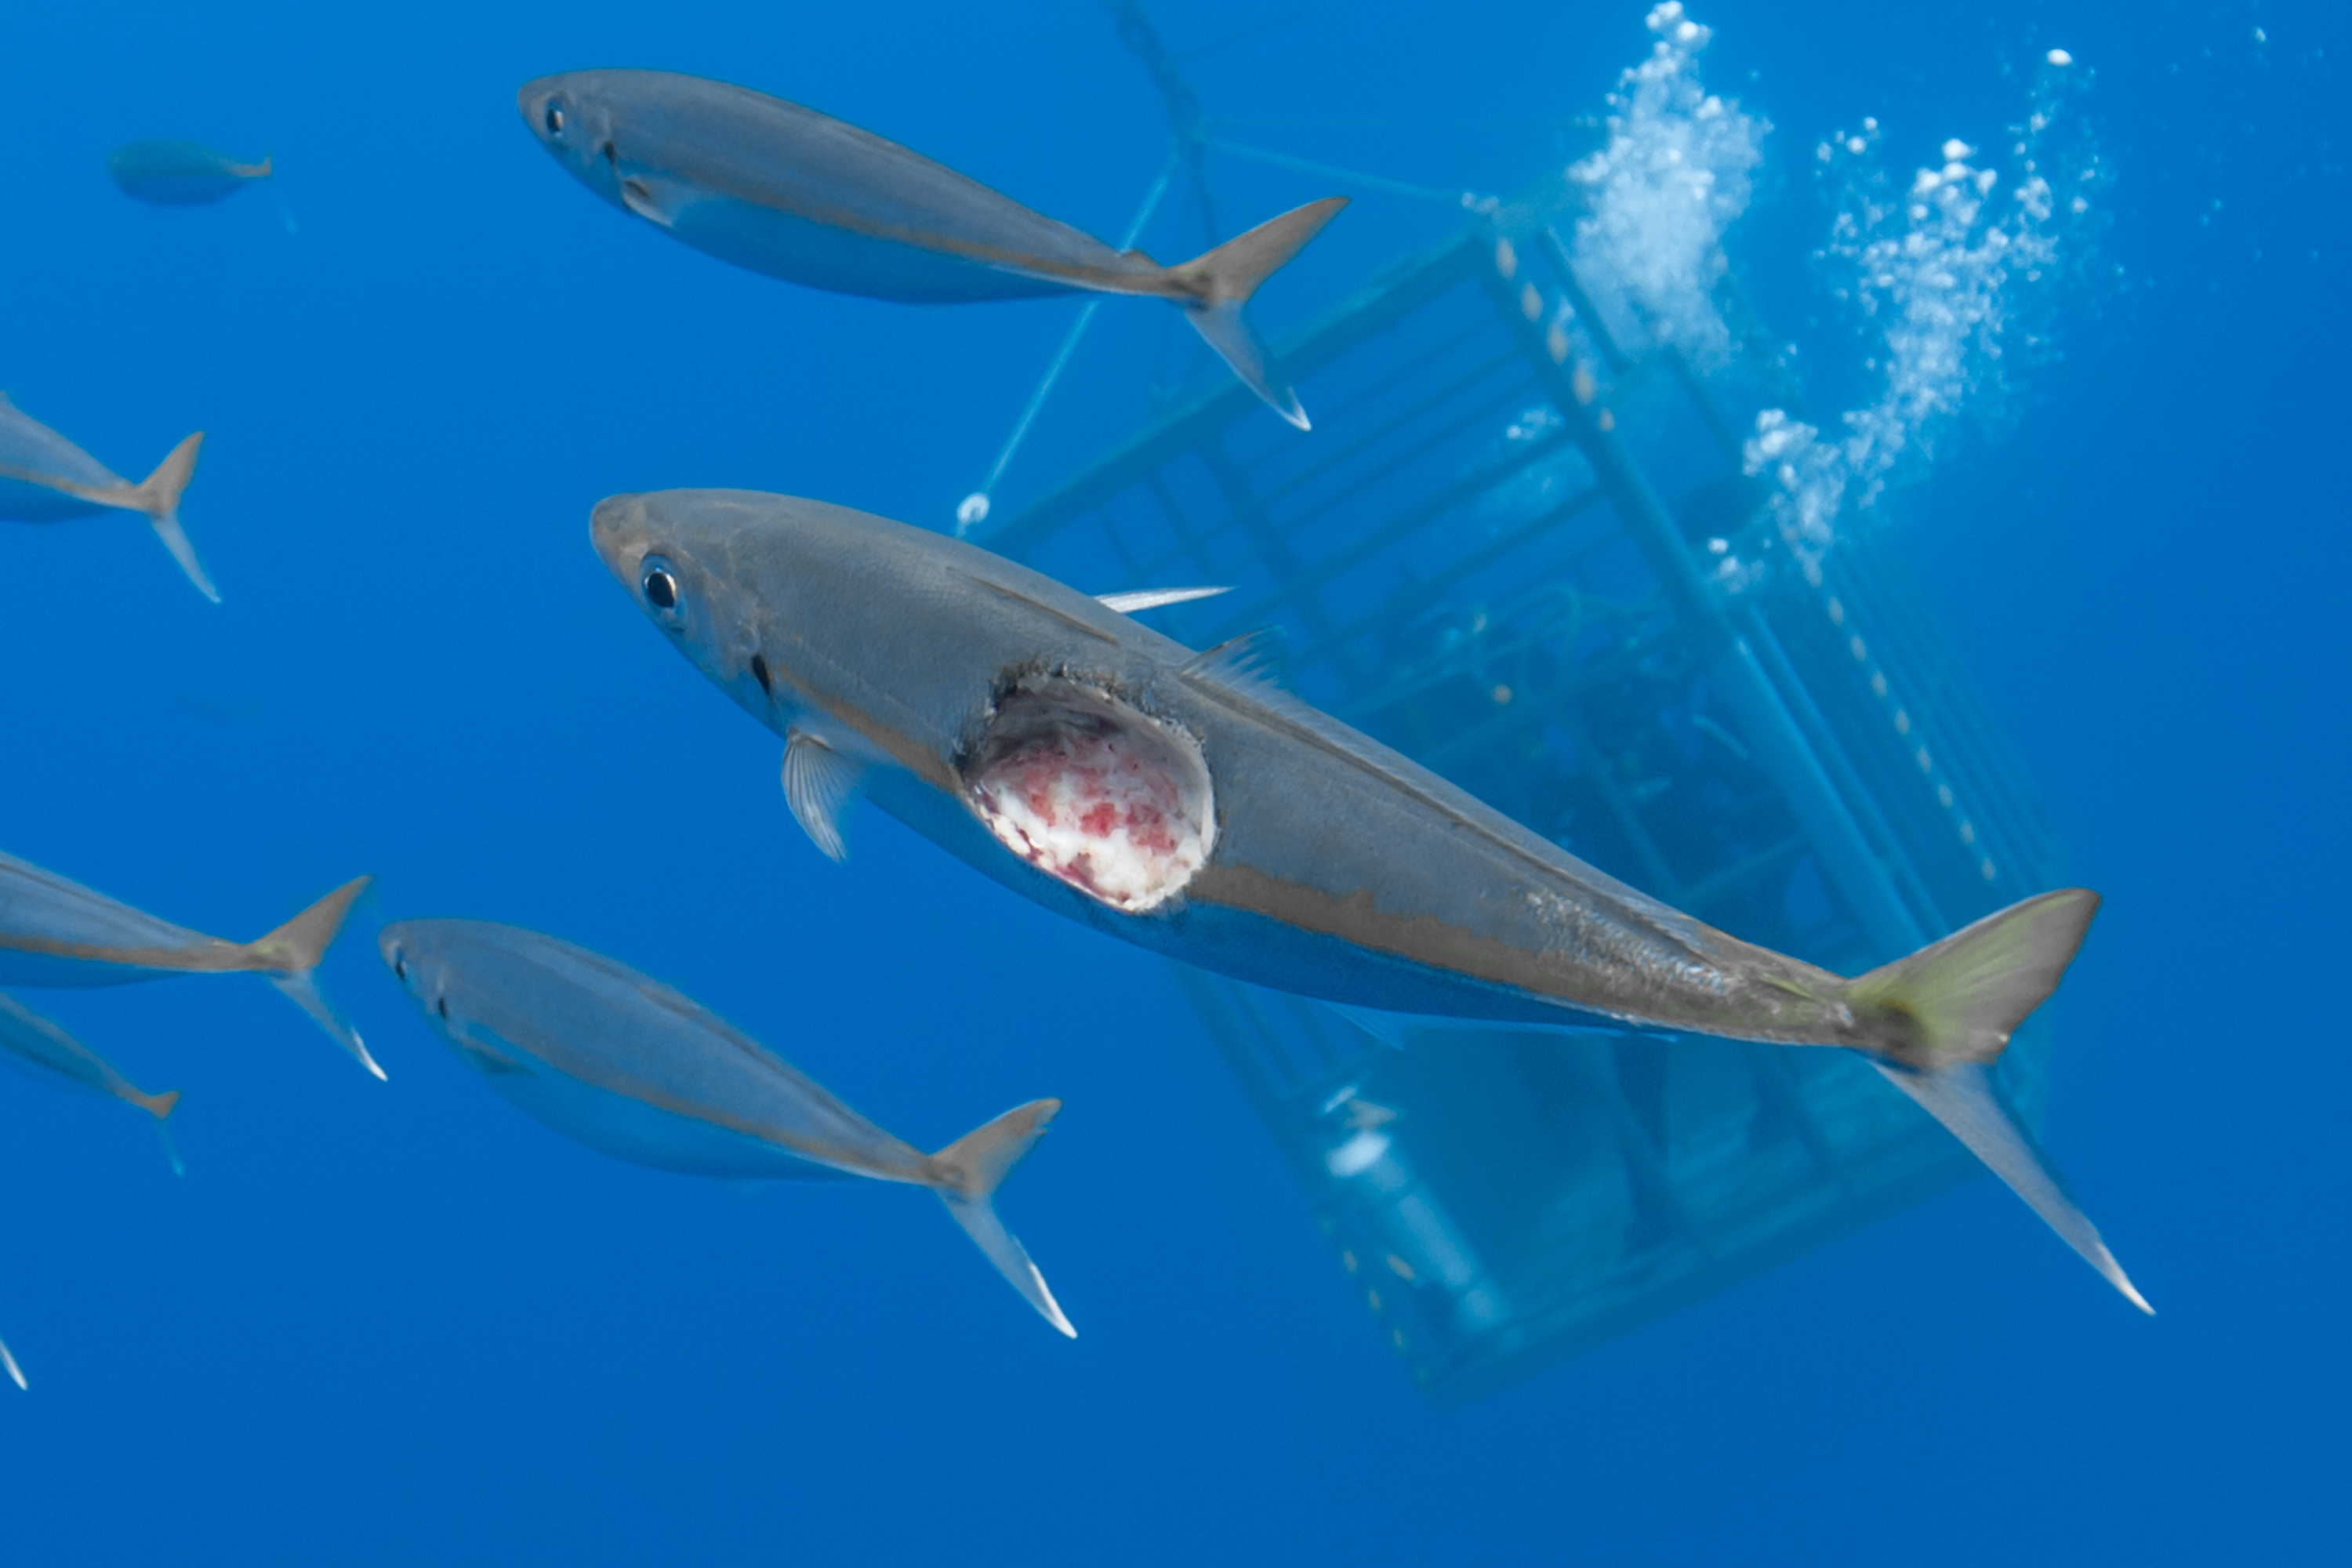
973,168 -> 2067,1403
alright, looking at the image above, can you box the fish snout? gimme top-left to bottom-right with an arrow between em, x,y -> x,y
518,74 -> 622,192
590,492 -> 653,587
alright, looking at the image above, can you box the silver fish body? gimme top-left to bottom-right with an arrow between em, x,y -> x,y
593,491 -> 1910,1044
0,394 -> 217,601
0,851 -> 377,1076
379,917 -> 1073,1334
107,140 -> 271,207
593,488 -> 2151,1312
518,69 -> 1345,427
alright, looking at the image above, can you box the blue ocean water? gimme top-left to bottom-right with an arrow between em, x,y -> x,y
0,0 -> 2341,1561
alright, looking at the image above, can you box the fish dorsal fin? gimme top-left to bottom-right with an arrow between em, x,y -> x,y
1179,626 -> 1291,691
1095,586 -> 1232,615
782,728 -> 865,863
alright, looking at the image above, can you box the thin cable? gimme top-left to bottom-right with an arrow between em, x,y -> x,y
956,153 -> 1178,535
1206,137 -> 1494,210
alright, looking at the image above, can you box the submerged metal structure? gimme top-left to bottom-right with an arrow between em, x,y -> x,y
982,182 -> 2067,1404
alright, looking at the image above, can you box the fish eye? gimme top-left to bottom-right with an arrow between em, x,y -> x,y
641,554 -> 683,618
544,101 -> 566,135
436,996 -> 448,1020
390,949 -> 407,981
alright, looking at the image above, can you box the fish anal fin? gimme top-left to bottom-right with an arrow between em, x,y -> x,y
1179,626 -> 1293,692
1875,1059 -> 2151,1314
1096,586 -> 1231,615
782,728 -> 865,863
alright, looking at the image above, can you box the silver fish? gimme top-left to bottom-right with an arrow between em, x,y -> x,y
0,991 -> 183,1173
591,488 -> 2148,1312
0,992 -> 188,1389
107,140 -> 272,208
379,917 -> 1073,1337
518,68 -> 1346,429
0,393 -> 216,601
0,852 -> 377,1078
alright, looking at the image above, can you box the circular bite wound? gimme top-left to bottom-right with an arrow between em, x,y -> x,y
964,679 -> 1215,913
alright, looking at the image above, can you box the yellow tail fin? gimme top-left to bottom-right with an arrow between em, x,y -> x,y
1844,888 -> 2100,1069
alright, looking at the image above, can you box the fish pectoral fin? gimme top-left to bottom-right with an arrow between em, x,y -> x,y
782,728 -> 865,864
618,175 -> 680,228
1180,626 -> 1293,692
1873,1058 -> 2152,1315
1094,586 -> 1232,615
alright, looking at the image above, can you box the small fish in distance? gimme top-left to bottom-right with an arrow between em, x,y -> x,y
379,918 -> 1073,1336
0,851 -> 378,1078
591,488 -> 2147,1312
0,393 -> 216,601
518,69 -> 1345,429
107,140 -> 272,207
0,991 -> 184,1174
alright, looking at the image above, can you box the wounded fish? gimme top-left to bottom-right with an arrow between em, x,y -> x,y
107,140 -> 272,207
519,69 -> 1345,429
0,393 -> 216,601
590,488 -> 2148,1312
379,917 -> 1073,1336
0,851 -> 377,1078
0,991 -> 183,1174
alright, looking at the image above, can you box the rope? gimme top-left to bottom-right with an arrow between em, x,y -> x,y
1206,138 -> 1495,211
957,151 -> 1178,535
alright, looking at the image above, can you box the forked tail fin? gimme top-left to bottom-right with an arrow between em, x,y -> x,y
1165,196 -> 1348,430
129,432 -> 217,603
1844,889 -> 2100,1071
928,1098 -> 1075,1338
1845,888 -> 2148,1311
247,877 -> 385,1080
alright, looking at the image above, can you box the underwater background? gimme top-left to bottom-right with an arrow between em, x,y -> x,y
0,0 -> 2341,1562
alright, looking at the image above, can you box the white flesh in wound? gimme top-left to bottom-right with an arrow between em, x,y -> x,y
965,680 -> 1214,913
